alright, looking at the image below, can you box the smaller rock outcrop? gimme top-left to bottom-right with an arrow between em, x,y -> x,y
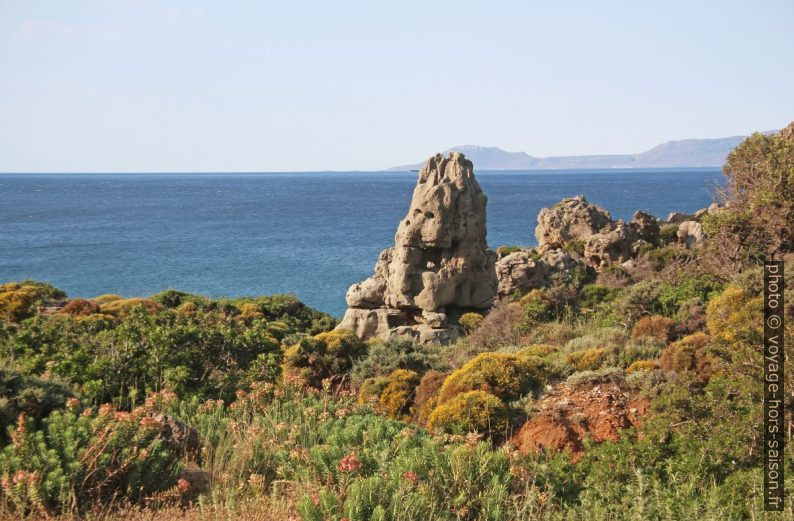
535,195 -> 612,252
631,211 -> 660,246
494,248 -> 579,298
666,211 -> 693,224
584,220 -> 643,268
534,196 -> 663,270
677,220 -> 705,247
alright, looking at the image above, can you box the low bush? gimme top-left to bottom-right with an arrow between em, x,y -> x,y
458,312 -> 484,333
0,407 -> 180,515
60,298 -> 101,316
427,390 -> 509,436
351,338 -> 435,385
100,298 -> 164,317
515,343 -> 556,358
284,329 -> 367,388
0,281 -> 66,322
630,314 -> 675,342
566,347 -> 607,371
659,332 -> 712,383
0,368 -> 74,439
412,370 -> 447,426
464,302 -> 524,350
437,352 -> 544,404
520,290 -> 556,323
626,360 -> 657,373
376,369 -> 420,420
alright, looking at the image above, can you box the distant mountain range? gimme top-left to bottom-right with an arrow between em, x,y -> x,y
388,133 -> 768,171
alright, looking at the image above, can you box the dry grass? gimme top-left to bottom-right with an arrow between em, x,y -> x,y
1,495 -> 299,521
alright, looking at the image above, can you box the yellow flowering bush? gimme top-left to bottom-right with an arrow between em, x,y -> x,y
437,352 -> 544,404
99,298 -> 164,317
459,312 -> 484,333
626,360 -> 657,373
706,285 -> 763,343
566,347 -> 607,371
427,390 -> 508,436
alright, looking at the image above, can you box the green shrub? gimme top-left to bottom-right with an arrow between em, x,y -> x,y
0,368 -> 74,439
438,352 -> 544,404
579,284 -> 621,310
358,376 -> 389,406
427,390 -> 508,436
0,407 -> 180,514
515,343 -> 557,358
520,290 -> 556,322
284,329 -> 367,388
351,338 -> 435,385
657,274 -> 724,316
8,307 -> 282,406
702,125 -> 794,265
659,223 -> 679,244
564,239 -> 586,256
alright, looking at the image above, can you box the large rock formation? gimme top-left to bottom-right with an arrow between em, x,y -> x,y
338,152 -> 497,344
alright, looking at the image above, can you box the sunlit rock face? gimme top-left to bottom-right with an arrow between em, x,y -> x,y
338,152 -> 497,344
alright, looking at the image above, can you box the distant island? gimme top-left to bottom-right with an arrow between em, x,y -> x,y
388,132 -> 775,171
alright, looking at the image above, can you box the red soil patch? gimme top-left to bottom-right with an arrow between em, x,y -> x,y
510,381 -> 650,461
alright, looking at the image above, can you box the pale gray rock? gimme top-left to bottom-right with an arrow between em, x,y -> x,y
666,211 -> 693,224
677,220 -> 706,247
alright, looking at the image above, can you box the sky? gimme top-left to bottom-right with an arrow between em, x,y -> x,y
1,1 -> 792,172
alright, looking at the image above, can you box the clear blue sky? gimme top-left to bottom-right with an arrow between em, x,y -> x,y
1,1 -> 792,172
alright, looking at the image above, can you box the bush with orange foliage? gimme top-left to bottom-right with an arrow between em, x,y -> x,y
60,298 -> 101,316
631,314 -> 675,342
658,332 -> 712,383
412,369 -> 447,425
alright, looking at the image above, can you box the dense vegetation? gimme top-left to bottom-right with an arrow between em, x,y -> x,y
0,128 -> 792,519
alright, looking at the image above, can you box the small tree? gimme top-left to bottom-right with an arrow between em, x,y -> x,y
704,123 -> 794,267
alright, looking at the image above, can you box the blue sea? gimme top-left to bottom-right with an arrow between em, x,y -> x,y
0,169 -> 723,317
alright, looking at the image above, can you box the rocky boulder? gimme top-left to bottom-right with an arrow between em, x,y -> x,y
677,220 -> 706,247
584,220 -> 643,268
666,211 -> 694,224
339,152 -> 497,344
494,248 -> 580,298
631,211 -> 660,246
535,195 -> 612,251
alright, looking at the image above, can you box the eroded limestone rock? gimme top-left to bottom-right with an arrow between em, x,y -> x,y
535,195 -> 612,251
338,152 -> 496,344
